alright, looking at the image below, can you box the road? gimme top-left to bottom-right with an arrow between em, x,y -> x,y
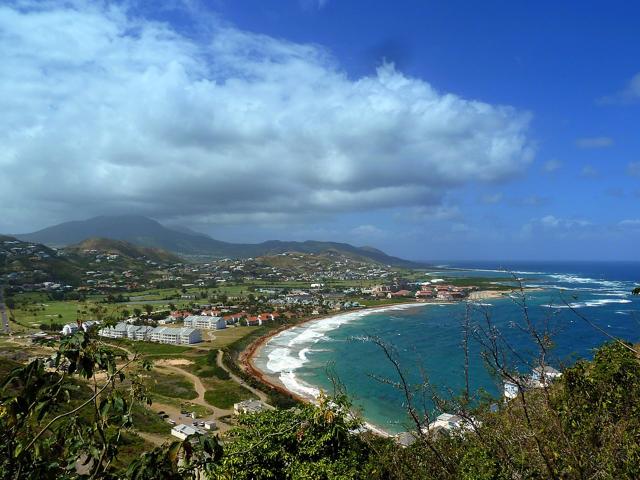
215,349 -> 269,403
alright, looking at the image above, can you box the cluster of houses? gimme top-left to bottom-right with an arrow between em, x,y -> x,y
169,310 -> 282,328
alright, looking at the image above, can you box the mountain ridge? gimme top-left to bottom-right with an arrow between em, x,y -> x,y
15,215 -> 423,267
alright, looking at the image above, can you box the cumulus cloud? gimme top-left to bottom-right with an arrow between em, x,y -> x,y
575,137 -> 613,149
0,1 -> 533,232
598,72 -> 640,105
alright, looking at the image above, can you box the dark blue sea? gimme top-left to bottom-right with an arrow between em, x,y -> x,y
253,261 -> 640,434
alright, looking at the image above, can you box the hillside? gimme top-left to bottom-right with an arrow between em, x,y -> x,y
0,235 -> 184,288
16,215 -> 423,267
66,238 -> 183,264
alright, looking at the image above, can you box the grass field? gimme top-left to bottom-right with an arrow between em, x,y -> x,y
104,338 -> 192,357
131,404 -> 172,435
148,370 -> 197,400
150,395 -> 213,417
204,379 -> 255,409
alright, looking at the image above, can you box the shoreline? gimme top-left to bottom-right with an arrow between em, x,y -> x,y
239,288 -> 542,435
240,301 -> 431,437
240,301 -> 429,405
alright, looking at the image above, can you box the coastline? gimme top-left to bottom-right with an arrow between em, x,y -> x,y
240,301 -> 431,437
239,288 -> 543,435
240,301 -> 429,404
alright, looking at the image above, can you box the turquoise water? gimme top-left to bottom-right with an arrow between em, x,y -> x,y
253,262 -> 640,434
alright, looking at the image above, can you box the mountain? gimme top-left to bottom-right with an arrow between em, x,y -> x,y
16,215 -> 423,267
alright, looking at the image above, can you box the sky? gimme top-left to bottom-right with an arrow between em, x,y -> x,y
1,0 -> 639,261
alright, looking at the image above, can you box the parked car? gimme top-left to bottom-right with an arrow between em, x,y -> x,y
167,419 -> 176,425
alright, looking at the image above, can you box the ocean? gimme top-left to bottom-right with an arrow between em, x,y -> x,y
252,261 -> 640,434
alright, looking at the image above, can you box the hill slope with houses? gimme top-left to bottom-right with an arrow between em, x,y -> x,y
16,215 -> 423,267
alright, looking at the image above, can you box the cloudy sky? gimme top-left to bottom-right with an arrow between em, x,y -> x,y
1,1 -> 639,260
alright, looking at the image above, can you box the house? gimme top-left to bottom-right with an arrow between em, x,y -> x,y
531,365 -> 562,385
61,323 -> 78,336
171,424 -> 201,440
426,413 -> 478,436
234,399 -> 267,415
203,421 -> 217,431
150,326 -> 202,345
415,289 -> 435,299
246,316 -> 260,326
395,431 -> 418,447
388,290 -> 412,298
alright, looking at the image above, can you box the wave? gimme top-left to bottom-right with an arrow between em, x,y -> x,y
547,274 -> 627,289
263,303 -> 430,375
542,299 -> 633,309
279,371 -> 321,399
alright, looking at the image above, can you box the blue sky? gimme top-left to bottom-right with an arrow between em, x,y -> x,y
1,1 -> 639,260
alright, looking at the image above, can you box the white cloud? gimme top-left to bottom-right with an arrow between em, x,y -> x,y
522,215 -> 592,233
618,219 -> 640,229
627,162 -> 640,177
350,224 -> 385,237
481,193 -> 502,204
580,165 -> 598,178
0,1 -> 533,231
575,137 -> 613,149
542,159 -> 561,173
598,72 -> 640,105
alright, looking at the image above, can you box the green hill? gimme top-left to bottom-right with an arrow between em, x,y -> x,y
16,215 -> 423,267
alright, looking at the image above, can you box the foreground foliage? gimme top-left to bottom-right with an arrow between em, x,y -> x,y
1,328 -> 639,479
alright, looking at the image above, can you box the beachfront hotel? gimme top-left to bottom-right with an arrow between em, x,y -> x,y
183,314 -> 226,330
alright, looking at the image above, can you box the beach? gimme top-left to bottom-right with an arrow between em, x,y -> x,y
241,302 -> 429,405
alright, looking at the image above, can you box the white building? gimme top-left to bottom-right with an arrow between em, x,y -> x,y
61,323 -> 78,336
171,424 -> 201,440
98,322 -> 128,339
426,413 -> 479,436
150,326 -> 202,345
183,315 -> 226,330
234,399 -> 267,415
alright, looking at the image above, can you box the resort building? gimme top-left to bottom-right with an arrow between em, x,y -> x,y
150,326 -> 202,344
98,322 -> 128,339
183,315 -> 226,330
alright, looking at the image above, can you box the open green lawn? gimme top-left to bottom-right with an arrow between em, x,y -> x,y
208,326 -> 257,348
104,338 -> 192,357
148,370 -> 197,400
204,379 -> 255,409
